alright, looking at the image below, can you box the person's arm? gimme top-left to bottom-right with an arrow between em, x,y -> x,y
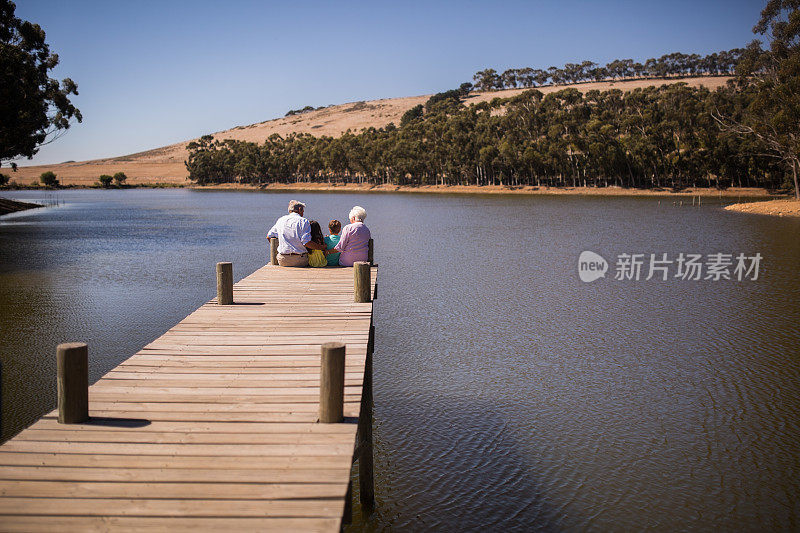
304,240 -> 327,251
334,227 -> 349,252
267,220 -> 279,240
299,219 -> 327,251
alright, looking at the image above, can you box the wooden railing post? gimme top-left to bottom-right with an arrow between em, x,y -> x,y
354,262 -> 371,303
269,238 -> 279,266
368,238 -> 374,266
216,262 -> 233,305
319,342 -> 345,423
57,343 -> 89,424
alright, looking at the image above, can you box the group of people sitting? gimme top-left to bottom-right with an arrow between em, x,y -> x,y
267,200 -> 371,267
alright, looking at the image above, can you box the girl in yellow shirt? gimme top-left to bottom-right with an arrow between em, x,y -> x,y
307,221 -> 328,267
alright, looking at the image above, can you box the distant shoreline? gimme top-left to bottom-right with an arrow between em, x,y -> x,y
190,182 -> 780,198
1,183 -> 783,198
0,196 -> 42,216
3,184 -> 795,216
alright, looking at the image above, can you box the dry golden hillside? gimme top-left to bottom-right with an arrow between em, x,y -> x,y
12,76 -> 731,186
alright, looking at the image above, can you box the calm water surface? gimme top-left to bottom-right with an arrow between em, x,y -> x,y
1,189 -> 799,531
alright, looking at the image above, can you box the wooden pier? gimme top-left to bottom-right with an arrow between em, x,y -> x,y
0,263 -> 377,531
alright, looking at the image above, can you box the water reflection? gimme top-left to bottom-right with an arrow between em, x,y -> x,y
2,189 -> 799,531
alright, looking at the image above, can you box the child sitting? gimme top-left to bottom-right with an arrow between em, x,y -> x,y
325,220 -> 342,266
307,221 -> 328,268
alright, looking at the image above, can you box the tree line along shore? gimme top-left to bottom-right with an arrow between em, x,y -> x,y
182,83 -> 793,193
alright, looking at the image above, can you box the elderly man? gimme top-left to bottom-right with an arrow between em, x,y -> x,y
334,205 -> 371,266
267,200 -> 327,267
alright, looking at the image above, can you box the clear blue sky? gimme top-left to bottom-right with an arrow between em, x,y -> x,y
15,0 -> 763,166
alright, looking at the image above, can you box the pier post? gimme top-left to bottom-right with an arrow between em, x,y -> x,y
269,238 -> 279,266
368,238 -> 374,266
319,342 -> 345,423
358,322 -> 375,510
57,343 -> 89,424
354,262 -> 371,303
0,360 -> 3,439
216,262 -> 233,305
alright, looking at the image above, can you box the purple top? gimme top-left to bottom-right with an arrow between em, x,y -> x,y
334,222 -> 371,266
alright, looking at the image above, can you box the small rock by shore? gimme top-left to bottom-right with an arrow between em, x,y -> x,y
724,198 -> 800,217
0,197 -> 42,216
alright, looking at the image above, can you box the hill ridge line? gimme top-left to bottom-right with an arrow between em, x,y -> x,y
12,76 -> 730,185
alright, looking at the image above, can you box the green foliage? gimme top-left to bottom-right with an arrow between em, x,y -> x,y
113,172 -> 127,186
39,170 -> 58,187
473,68 -> 501,91
728,0 -> 800,198
0,172 -> 9,186
184,83 -> 786,190
0,0 -> 82,169
425,89 -> 464,112
98,174 -> 113,187
400,105 -> 424,127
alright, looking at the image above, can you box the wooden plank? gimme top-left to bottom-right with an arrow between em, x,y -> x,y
84,391 -> 364,402
1,440 -> 354,456
14,429 -> 356,445
94,377 -> 365,387
74,411 -> 346,423
81,402 -> 326,412
0,452 -> 353,470
0,480 -> 349,499
0,466 -> 347,483
0,497 -> 345,517
0,516 -> 341,533
83,386 -> 363,396
27,419 -> 355,433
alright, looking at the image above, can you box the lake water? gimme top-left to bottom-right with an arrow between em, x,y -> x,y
1,189 -> 799,531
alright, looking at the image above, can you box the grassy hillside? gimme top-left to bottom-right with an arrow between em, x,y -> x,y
11,76 -> 730,186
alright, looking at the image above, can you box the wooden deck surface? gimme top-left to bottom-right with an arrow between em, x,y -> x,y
0,264 -> 377,532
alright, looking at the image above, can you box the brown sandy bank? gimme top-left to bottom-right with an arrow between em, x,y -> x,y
724,198 -> 800,217
0,197 -> 42,216
193,182 -> 776,198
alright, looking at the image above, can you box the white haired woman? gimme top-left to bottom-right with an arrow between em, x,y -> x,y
333,206 -> 371,266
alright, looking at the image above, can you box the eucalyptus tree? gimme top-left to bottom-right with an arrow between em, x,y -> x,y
473,69 -> 500,91
726,0 -> 800,198
501,69 -> 519,88
516,67 -> 535,87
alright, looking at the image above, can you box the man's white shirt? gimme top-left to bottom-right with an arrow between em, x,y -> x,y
267,212 -> 312,255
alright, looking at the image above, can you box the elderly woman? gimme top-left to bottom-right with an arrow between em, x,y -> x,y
334,206 -> 371,266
